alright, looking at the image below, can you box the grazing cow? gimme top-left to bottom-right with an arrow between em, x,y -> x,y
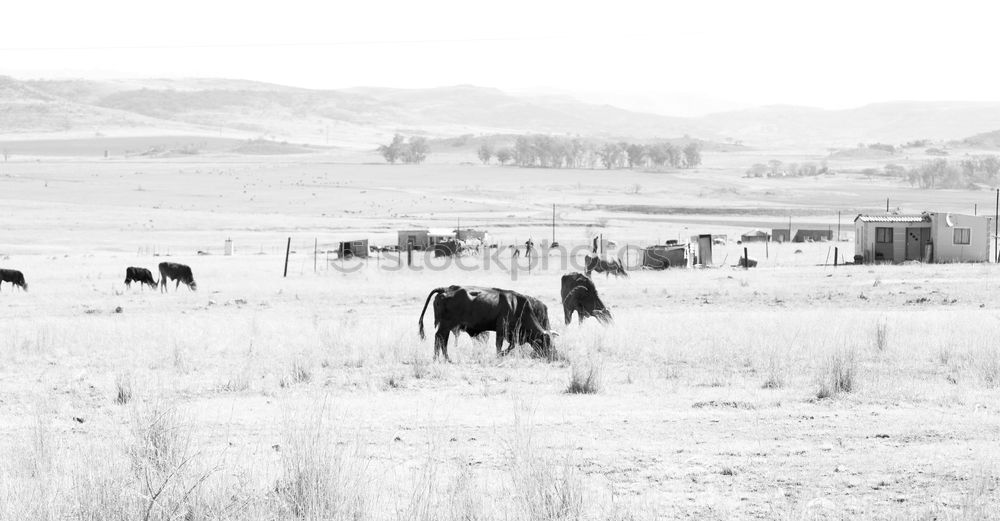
585,254 -> 628,278
158,262 -> 197,292
418,285 -> 556,361
124,267 -> 158,290
560,272 -> 612,325
0,269 -> 27,291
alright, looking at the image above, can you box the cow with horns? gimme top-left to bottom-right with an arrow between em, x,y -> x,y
418,285 -> 557,361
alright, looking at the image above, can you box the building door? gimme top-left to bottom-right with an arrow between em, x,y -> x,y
905,228 -> 921,261
697,235 -> 713,266
919,228 -> 931,261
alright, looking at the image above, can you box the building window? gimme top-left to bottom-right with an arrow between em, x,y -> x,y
875,227 -> 893,243
954,228 -> 971,245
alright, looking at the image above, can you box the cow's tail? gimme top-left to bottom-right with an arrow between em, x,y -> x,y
418,287 -> 447,340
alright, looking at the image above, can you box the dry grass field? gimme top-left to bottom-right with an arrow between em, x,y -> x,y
1,148 -> 999,520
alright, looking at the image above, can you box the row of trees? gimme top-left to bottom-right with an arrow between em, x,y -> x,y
745,160 -> 830,178
477,135 -> 702,170
377,134 -> 430,164
894,156 -> 1000,189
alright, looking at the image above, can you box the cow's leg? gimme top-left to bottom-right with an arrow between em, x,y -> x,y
495,326 -> 507,356
564,306 -> 573,325
175,280 -> 180,291
434,328 -> 451,362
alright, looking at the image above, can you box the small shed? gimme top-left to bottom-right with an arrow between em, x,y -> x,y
689,234 -> 719,266
398,229 -> 429,251
854,212 -> 992,264
771,228 -> 833,243
339,239 -> 369,258
643,244 -> 687,269
741,229 -> 770,243
794,229 -> 833,242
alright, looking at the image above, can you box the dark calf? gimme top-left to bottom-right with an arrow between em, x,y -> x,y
124,267 -> 158,290
0,269 -> 27,291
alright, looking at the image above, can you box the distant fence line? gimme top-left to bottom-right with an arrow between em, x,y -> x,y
317,244 -> 648,279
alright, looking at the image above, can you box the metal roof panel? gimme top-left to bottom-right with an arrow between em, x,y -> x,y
854,214 -> 929,223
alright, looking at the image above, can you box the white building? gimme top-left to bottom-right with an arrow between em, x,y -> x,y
854,212 -> 993,263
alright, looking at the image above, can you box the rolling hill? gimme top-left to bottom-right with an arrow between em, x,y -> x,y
2,75 -> 1000,148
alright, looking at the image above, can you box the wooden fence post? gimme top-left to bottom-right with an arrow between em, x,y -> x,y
283,237 -> 291,277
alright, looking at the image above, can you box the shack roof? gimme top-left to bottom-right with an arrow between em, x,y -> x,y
854,214 -> 930,223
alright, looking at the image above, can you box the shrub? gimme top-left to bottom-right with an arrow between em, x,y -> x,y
566,358 -> 603,394
816,349 -> 857,399
114,373 -> 134,405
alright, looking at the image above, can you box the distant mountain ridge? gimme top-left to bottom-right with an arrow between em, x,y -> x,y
1,75 -> 999,148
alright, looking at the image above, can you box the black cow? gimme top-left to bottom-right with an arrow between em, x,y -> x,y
560,272 -> 612,325
124,267 -> 158,290
158,262 -> 197,292
0,269 -> 27,291
585,254 -> 628,278
418,285 -> 556,361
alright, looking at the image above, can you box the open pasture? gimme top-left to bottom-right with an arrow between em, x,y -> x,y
1,153 -> 999,519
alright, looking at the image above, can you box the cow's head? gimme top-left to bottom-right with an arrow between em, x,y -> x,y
188,280 -> 198,291
517,300 -> 559,357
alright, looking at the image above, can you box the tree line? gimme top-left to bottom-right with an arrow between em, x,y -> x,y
891,156 -> 1000,189
745,160 -> 830,178
476,135 -> 702,170
377,134 -> 430,164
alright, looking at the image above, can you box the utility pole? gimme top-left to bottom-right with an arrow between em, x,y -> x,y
551,204 -> 556,245
837,211 -> 841,241
886,198 -> 889,212
994,189 -> 999,263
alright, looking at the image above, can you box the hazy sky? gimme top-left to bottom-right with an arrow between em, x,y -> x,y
3,0 -> 998,114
